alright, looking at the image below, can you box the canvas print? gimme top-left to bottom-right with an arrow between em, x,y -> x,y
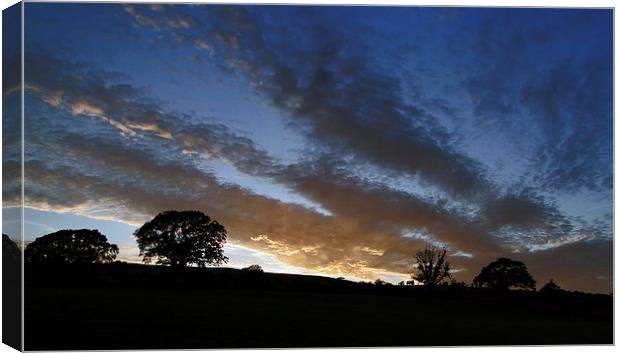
2,2 -> 614,350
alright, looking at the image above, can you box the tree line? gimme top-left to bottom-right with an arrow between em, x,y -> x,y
19,210 -> 228,267
407,244 -> 560,292
8,210 -> 563,292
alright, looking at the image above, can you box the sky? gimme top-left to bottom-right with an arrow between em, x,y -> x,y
2,4 -> 613,292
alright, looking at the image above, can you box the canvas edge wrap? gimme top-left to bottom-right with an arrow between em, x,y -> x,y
2,1 -> 24,351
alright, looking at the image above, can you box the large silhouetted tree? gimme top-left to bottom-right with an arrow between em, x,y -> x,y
412,244 -> 451,286
473,257 -> 536,291
134,210 -> 228,267
25,229 -> 118,264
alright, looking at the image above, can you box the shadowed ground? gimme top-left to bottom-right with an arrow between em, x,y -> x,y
24,264 -> 612,350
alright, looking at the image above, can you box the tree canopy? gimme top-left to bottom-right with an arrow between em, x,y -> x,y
134,210 -> 228,267
473,257 -> 536,291
25,229 -> 118,264
411,244 -> 451,286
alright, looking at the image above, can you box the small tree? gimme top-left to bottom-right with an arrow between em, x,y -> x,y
374,278 -> 388,286
134,210 -> 228,267
242,264 -> 264,273
412,244 -> 451,286
25,229 -> 118,264
540,279 -> 562,293
473,257 -> 536,291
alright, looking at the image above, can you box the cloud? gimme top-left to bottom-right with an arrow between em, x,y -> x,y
125,120 -> 173,140
521,59 -> 612,194
176,123 -> 276,176
163,7 -> 599,250
481,190 -> 562,230
117,6 -> 491,199
70,100 -> 136,136
152,7 -> 604,239
355,246 -> 385,257
193,38 -> 213,52
166,16 -> 195,29
124,5 -> 161,31
274,156 -> 503,256
119,5 -> 611,206
250,235 -> 301,256
265,40 -> 488,200
444,11 -> 612,195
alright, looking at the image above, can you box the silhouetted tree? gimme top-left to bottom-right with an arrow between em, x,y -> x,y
242,264 -> 264,273
25,229 -> 118,264
3,234 -> 20,264
134,210 -> 228,267
473,257 -> 536,291
541,279 -> 562,293
374,278 -> 388,286
412,244 -> 451,286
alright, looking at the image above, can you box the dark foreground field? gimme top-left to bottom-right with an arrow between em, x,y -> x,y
25,264 -> 613,350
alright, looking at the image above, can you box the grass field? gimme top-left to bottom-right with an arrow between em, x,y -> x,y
24,264 -> 613,350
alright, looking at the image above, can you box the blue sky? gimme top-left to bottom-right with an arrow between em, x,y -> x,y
2,4 -> 613,292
